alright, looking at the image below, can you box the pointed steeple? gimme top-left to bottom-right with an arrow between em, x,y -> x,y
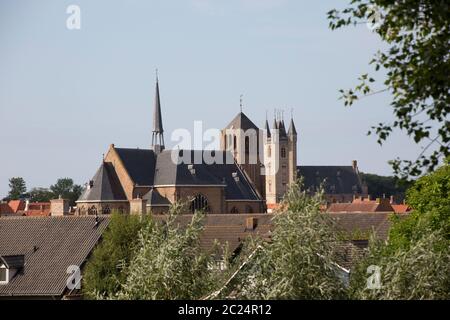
288,117 -> 297,137
264,119 -> 271,138
151,71 -> 165,152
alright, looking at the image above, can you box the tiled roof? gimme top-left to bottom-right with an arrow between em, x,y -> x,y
0,203 -> 13,215
0,216 -> 109,297
25,203 -> 51,217
297,166 -> 363,194
8,200 -> 25,213
152,214 -> 273,253
391,204 -> 412,214
327,212 -> 395,241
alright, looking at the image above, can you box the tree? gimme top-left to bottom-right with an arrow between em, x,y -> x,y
7,177 -> 26,200
50,178 -> 83,206
116,204 -> 220,300
388,161 -> 450,249
221,181 -> 348,299
349,162 -> 450,299
83,212 -> 148,298
29,188 -> 54,203
328,1 -> 450,178
360,172 -> 412,202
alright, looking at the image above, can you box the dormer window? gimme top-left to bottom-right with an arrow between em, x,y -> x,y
0,255 -> 25,285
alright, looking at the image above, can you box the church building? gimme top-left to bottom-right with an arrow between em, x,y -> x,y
76,77 -> 367,215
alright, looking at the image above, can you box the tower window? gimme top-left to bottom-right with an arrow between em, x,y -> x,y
281,147 -> 286,158
190,194 -> 210,213
233,135 -> 237,152
245,136 -> 250,154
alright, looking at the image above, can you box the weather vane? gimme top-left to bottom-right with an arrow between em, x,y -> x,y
240,94 -> 243,112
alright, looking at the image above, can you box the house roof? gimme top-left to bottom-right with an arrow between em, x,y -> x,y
327,199 -> 394,213
327,212 -> 396,241
0,216 -> 109,297
0,203 -> 13,215
77,162 -> 127,202
391,204 -> 412,214
297,165 -> 363,195
8,200 -> 25,213
25,203 -> 51,217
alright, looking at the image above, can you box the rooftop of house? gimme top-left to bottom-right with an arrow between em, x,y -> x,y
327,196 -> 394,213
0,216 -> 109,298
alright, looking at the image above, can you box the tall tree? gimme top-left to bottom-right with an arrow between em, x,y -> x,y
7,177 -> 26,200
50,178 -> 83,206
328,1 -> 450,178
29,187 -> 54,203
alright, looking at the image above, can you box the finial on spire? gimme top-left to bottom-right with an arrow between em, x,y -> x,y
240,94 -> 243,113
155,68 -> 159,82
290,107 -> 294,119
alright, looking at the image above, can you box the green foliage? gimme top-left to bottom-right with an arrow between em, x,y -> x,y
389,162 -> 450,249
116,204 -> 220,300
223,181 -> 348,299
50,178 -> 82,206
83,212 -> 147,298
8,177 -> 26,200
349,229 -> 450,299
350,163 -> 450,299
29,187 -> 54,203
360,172 -> 412,201
328,1 -> 450,177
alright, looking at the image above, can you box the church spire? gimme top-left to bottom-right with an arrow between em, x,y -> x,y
288,113 -> 297,137
151,70 -> 165,152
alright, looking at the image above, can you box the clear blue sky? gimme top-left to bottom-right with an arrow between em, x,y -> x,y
0,0 -> 423,197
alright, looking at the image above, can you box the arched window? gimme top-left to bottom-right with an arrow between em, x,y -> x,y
245,136 -> 250,154
245,205 -> 253,214
230,207 -> 239,214
190,194 -> 210,213
103,206 -> 111,214
88,205 -> 97,215
281,147 -> 287,158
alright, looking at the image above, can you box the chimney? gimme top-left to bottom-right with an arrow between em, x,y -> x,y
390,195 -> 395,204
50,197 -> 70,216
25,199 -> 30,211
246,217 -> 257,230
352,160 -> 358,172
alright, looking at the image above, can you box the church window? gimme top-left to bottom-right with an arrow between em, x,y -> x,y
190,194 -> 210,213
103,206 -> 111,214
245,205 -> 253,214
118,206 -> 124,214
281,147 -> 286,158
245,136 -> 250,154
88,206 -> 97,215
230,207 -> 239,214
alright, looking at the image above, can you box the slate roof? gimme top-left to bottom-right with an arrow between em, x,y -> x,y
143,189 -> 170,206
77,162 -> 127,202
297,165 -> 363,194
153,150 -> 261,200
225,112 -> 259,131
0,216 -> 109,298
114,148 -> 157,186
